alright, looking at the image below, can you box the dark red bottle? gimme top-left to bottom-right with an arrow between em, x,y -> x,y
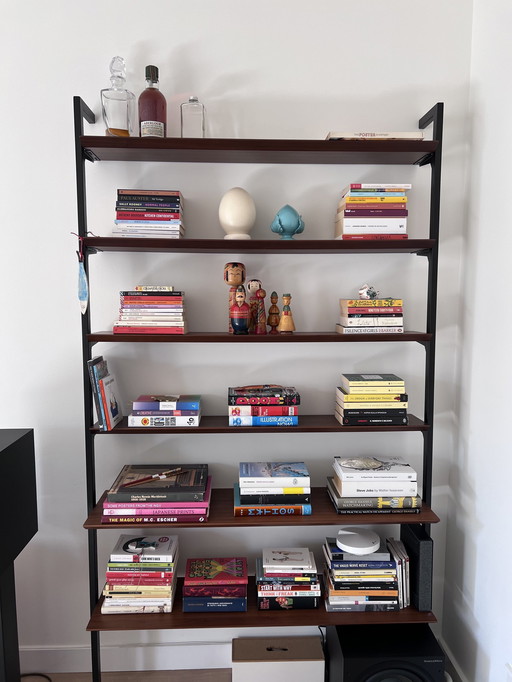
138,65 -> 167,137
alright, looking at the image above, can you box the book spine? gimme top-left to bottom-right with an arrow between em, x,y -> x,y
228,395 -> 300,405
130,409 -> 199,416
98,378 -> 112,430
115,219 -> 183,225
239,493 -> 310,504
117,189 -> 182,197
335,326 -> 404,335
340,196 -> 408,204
229,415 -> 298,426
113,327 -> 188,334
182,597 -> 247,612
102,507 -> 207,516
337,408 -> 407,416
328,561 -> 396,570
257,589 -> 322,598
238,487 -> 311,495
257,596 -> 319,610
88,363 -> 106,430
182,586 -> 247,597
331,494 -> 421,509
338,234 -> 409,241
107,491 -> 206,503
228,405 -> 299,416
116,212 -> 182,220
338,316 -> 404,327
335,414 -> 409,426
339,299 -> 404,307
233,505 -> 312,516
340,209 -> 408,217
101,514 -> 207,524
339,380 -> 404,389
104,498 -> 207,509
132,399 -> 201,410
333,482 -> 418,497
105,574 -> 174,582
348,183 -> 413,189
337,390 -> 408,401
127,415 -> 200,427
238,478 -> 311,488
116,201 -> 181,208
336,400 -> 408,409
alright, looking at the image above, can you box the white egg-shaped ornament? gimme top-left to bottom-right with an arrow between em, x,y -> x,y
218,187 -> 256,240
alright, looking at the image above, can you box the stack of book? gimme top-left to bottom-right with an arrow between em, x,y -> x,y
127,394 -> 201,427
113,286 -> 188,335
335,373 -> 408,425
326,455 -> 420,516
336,298 -> 404,335
234,461 -> 312,517
87,355 -> 123,431
334,183 -> 410,240
256,547 -> 320,610
101,533 -> 179,614
322,535 -> 401,612
182,557 -> 248,612
113,189 -> 185,238
227,384 -> 300,427
102,463 -> 211,524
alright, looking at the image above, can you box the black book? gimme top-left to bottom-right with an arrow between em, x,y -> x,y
400,524 -> 433,611
107,463 -> 208,502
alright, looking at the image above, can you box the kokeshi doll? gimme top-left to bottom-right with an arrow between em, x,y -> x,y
277,293 -> 295,334
255,287 -> 267,334
224,262 -> 246,333
267,290 -> 280,334
229,284 -> 251,334
246,278 -> 262,333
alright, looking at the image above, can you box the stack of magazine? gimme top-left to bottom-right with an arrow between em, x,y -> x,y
87,356 -> 123,431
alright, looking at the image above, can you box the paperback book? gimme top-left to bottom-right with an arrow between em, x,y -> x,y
107,464 -> 209,502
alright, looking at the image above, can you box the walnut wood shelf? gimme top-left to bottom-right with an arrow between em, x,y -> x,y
87,577 -> 436,632
88,331 -> 431,345
84,488 -> 439,530
91,414 -> 428,435
81,136 -> 437,166
84,236 -> 435,255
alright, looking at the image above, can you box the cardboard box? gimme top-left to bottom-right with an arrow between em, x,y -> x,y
232,636 -> 325,682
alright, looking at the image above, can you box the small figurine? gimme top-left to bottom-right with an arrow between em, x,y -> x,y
246,279 -> 263,333
224,262 -> 246,333
255,287 -> 267,335
359,283 -> 380,300
277,293 -> 296,334
267,291 -> 280,334
270,204 -> 305,240
229,285 -> 251,334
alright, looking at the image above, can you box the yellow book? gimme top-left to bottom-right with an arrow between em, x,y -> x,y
339,299 -> 403,307
339,196 -> 408,204
336,388 -> 406,403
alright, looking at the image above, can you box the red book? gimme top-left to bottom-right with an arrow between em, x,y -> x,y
113,327 -> 188,334
116,212 -> 181,220
184,557 -> 248,585
120,297 -> 184,303
182,584 -> 248,597
344,307 -> 403,315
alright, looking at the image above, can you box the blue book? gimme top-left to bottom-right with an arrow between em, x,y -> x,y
132,395 -> 201,411
182,596 -> 247,612
229,415 -> 298,426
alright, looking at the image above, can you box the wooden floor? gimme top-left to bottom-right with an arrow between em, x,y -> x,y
22,671 -> 231,682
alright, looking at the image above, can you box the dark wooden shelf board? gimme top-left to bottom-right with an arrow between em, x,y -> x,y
84,487 -> 439,530
87,577 -> 436,632
84,237 -> 434,255
91,414 -> 428,435
88,331 -> 431,345
81,136 -> 437,166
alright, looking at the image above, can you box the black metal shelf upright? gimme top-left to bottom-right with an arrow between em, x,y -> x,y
73,97 -> 443,682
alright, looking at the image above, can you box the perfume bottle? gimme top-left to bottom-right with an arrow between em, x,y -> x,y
180,96 -> 205,137
138,65 -> 167,138
100,56 -> 136,137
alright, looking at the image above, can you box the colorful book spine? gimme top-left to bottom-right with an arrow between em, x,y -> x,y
229,415 -> 298,426
101,514 -> 207,524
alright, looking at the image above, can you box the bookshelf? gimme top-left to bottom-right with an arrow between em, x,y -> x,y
74,97 -> 443,682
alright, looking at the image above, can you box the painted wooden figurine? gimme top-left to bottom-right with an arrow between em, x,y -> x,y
229,284 -> 251,334
267,291 -> 280,334
224,262 -> 246,333
277,293 -> 295,334
246,278 -> 263,333
255,287 -> 267,334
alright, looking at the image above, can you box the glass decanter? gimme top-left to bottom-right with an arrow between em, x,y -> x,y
100,56 -> 136,137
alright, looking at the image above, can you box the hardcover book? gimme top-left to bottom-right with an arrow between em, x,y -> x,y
262,547 -> 313,570
132,395 -> 201,410
238,461 -> 310,487
109,533 -> 178,563
107,463 -> 208,502
332,455 -> 417,480
184,557 -> 248,585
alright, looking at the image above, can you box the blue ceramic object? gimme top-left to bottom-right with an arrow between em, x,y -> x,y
270,204 -> 305,240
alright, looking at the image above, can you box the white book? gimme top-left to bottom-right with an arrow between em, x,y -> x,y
326,131 -> 424,140
338,316 -> 404,327
336,324 -> 404,335
262,547 -> 312,570
127,414 -> 201,427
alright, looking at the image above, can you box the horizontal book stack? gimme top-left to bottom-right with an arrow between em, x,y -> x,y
326,455 -> 420,516
113,188 -> 185,238
322,535 -> 403,612
336,298 -> 404,335
227,385 -> 300,427
113,286 -> 188,335
102,463 -> 210,524
87,355 -> 123,431
334,183 -> 410,240
257,547 -> 320,610
128,394 -> 201,428
335,373 -> 408,425
234,461 -> 312,517
182,557 -> 248,612
101,533 -> 179,614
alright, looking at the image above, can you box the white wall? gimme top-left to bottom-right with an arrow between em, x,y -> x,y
0,0 -> 480,675
440,2 -> 512,681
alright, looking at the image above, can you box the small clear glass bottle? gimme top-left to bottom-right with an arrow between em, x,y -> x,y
180,96 -> 205,137
138,65 -> 167,138
100,56 -> 136,137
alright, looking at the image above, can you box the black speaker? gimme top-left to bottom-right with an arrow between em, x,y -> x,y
327,623 -> 445,681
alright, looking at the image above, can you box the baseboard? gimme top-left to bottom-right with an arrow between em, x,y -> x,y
20,642 -> 232,674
